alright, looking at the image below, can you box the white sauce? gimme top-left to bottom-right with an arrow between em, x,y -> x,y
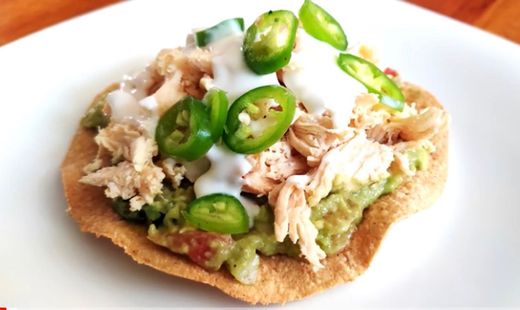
194,144 -> 259,226
180,157 -> 211,183
120,66 -> 156,100
106,90 -> 158,136
283,30 -> 366,129
139,95 -> 158,111
194,32 -> 276,222
107,67 -> 160,136
210,34 -> 278,102
107,90 -> 141,123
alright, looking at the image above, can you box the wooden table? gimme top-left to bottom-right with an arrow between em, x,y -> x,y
1,0 -> 519,46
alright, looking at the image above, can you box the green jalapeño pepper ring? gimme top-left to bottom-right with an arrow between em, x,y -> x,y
184,193 -> 249,234
155,96 -> 214,161
224,85 -> 296,154
299,0 -> 348,51
337,53 -> 405,111
243,10 -> 298,74
203,88 -> 229,141
195,18 -> 245,47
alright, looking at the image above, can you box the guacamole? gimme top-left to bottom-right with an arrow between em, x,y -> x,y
80,87 -> 113,129
110,147 -> 429,284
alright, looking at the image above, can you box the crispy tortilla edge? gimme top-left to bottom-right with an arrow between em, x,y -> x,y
60,83 -> 448,305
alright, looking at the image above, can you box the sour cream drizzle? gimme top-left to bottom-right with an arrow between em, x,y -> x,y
283,30 -> 366,129
188,31 -> 281,224
194,144 -> 259,226
107,67 -> 159,136
209,33 -> 278,102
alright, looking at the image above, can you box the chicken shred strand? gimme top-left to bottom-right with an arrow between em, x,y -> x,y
161,158 -> 187,188
80,161 -> 165,211
288,113 -> 353,167
82,123 -> 163,211
242,140 -> 308,196
95,123 -> 142,163
306,131 -> 394,206
351,94 -> 448,144
153,47 -> 212,114
273,175 -> 325,271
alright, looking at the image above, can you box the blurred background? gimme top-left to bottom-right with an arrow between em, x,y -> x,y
0,0 -> 519,46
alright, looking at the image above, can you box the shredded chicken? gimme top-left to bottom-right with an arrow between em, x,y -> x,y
94,123 -> 158,170
392,150 -> 413,176
83,157 -> 103,174
369,108 -> 448,144
82,123 -> 163,211
129,196 -> 147,212
288,113 -> 354,167
80,161 -> 165,211
272,175 -> 326,270
306,131 -> 394,206
155,47 -> 211,76
390,107 -> 448,141
95,123 -> 142,163
153,47 -> 212,110
267,131 -> 394,269
350,94 -> 392,131
351,93 -> 448,145
161,158 -> 187,188
131,136 -> 158,172
242,140 -> 308,196
153,71 -> 186,115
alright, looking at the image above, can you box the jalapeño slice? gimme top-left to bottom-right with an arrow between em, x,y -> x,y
195,18 -> 245,47
299,0 -> 348,50
203,88 -> 229,141
243,10 -> 298,74
155,96 -> 214,161
223,85 -> 296,154
337,53 -> 404,111
184,193 -> 249,234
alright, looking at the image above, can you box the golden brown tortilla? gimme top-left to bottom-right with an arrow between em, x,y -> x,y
61,83 -> 448,304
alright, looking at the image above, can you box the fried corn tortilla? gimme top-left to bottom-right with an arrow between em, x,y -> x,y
61,83 -> 448,304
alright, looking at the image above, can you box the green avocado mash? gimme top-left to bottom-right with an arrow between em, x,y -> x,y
81,87 -> 113,129
112,146 -> 430,284
311,177 -> 398,255
407,146 -> 430,172
111,186 -> 195,227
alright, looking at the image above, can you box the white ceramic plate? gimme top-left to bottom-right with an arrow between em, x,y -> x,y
1,0 -> 519,307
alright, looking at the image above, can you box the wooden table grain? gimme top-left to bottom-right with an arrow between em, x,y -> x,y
1,0 -> 519,46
